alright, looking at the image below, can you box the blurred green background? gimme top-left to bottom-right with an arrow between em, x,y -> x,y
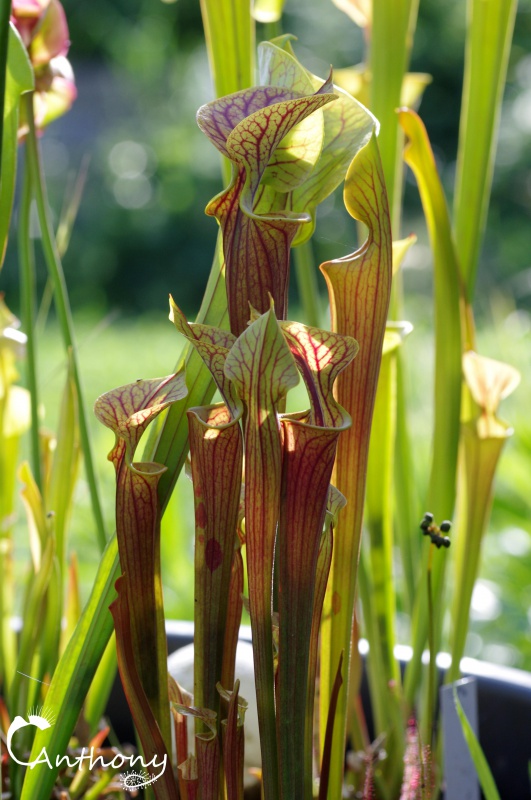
3,0 -> 531,668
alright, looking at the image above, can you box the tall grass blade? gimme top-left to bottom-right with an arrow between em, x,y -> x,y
24,93 -> 107,552
20,536 -> 119,800
453,688 -> 501,800
0,23 -> 33,268
453,0 -> 518,298
398,110 -> 462,712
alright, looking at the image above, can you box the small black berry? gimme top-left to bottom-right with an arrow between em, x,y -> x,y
440,520 -> 452,533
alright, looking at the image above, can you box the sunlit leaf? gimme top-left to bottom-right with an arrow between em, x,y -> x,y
200,84 -> 336,335
319,130 -> 392,788
259,39 -> 376,245
0,23 -> 33,269
20,536 -> 119,800
95,373 -> 188,746
398,108 -> 463,711
224,304 -> 299,798
453,0 -> 518,298
462,350 -> 520,437
94,372 -> 188,464
253,0 -> 286,23
199,0 -> 254,104
169,297 -> 240,420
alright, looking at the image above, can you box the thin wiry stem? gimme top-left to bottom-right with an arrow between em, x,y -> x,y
18,154 -> 42,490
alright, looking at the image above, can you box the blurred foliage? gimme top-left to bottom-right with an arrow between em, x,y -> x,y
2,0 -> 531,667
0,0 -> 529,317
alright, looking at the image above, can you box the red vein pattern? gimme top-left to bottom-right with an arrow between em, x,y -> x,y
224,306 -> 299,800
187,404 -> 243,717
111,577 -> 178,800
319,131 -> 392,790
199,87 -> 335,335
94,373 -> 188,745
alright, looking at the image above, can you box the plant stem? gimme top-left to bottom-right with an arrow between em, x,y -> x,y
24,93 -> 107,552
18,154 -> 42,490
294,240 -> 322,328
0,0 -> 11,184
426,546 -> 436,784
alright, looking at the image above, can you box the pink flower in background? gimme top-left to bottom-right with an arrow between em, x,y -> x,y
11,0 -> 76,133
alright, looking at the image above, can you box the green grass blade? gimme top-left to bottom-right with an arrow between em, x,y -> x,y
24,93 -> 107,552
18,157 -> 42,490
453,0 -> 517,298
453,688 -> 501,800
47,350 -> 80,580
83,632 -> 117,736
199,0 -> 255,182
398,111 -> 462,713
0,23 -> 33,269
145,237 -> 229,510
20,535 -> 119,800
0,0 -> 11,174
370,0 -> 419,226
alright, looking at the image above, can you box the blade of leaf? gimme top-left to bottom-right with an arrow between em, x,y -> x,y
199,0 -> 255,182
0,23 -> 34,269
318,651 -> 344,800
20,535 -> 119,800
222,679 -> 246,800
188,403 -> 243,717
224,305 -> 299,800
205,89 -> 336,335
144,236 -> 229,510
277,417 -> 347,799
453,0 -> 517,298
319,130 -> 392,798
370,0 -> 419,226
111,576 -> 178,800
453,688 -> 501,800
398,109 -> 462,713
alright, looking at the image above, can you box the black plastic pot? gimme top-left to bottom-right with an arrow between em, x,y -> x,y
106,622 -> 531,798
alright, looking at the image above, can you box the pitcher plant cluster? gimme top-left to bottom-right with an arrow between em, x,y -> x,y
0,0 -> 521,799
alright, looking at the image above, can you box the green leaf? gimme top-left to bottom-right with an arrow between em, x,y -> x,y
224,304 -> 299,800
319,130 -> 392,797
453,688 -> 501,800
259,39 -> 376,245
95,372 -> 188,465
363,324 -> 413,791
398,109 -> 463,712
453,0 -> 518,298
275,322 -> 354,798
253,0 -> 286,23
145,238 -> 229,511
448,353 -> 519,683
200,84 -> 336,335
0,23 -> 34,269
187,403 -> 243,717
368,0 -> 419,224
169,298 -> 240,421
47,351 -> 80,579
318,651 -> 344,800
111,576 -> 178,799
95,373 -> 187,748
221,680 -> 246,800
199,0 -> 255,101
20,535 -> 119,800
